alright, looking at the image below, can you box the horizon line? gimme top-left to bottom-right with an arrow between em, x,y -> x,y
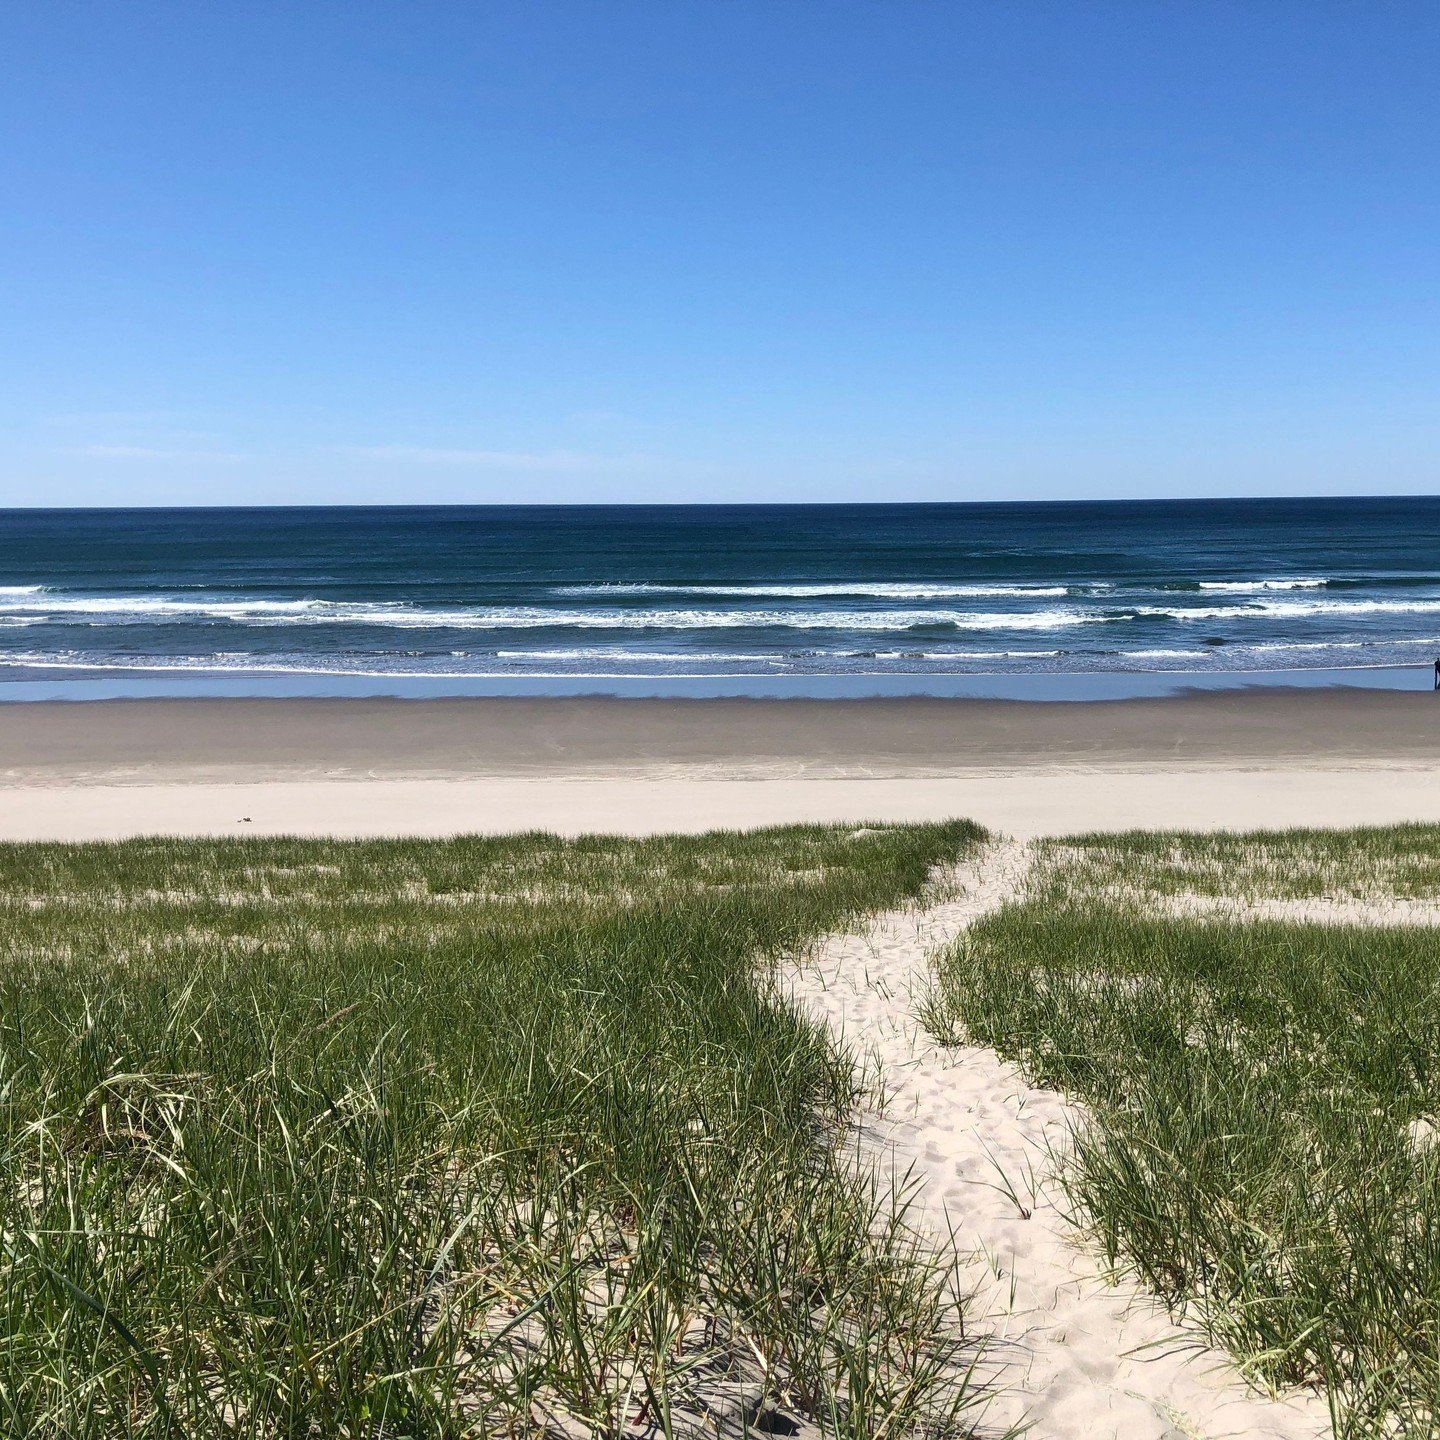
3,492 -> 1440,515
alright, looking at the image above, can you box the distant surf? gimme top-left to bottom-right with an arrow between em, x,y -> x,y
4,498 -> 1440,683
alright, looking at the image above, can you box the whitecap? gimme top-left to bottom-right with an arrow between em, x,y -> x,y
1194,578 -> 1329,593
550,581 -> 1077,599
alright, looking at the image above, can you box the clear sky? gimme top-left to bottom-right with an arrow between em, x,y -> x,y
2,2 -> 1437,507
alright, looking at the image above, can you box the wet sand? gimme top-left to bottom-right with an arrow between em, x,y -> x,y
7,689 -> 1440,779
3,690 -> 1439,839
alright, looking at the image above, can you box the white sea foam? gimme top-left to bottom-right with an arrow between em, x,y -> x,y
494,645 -> 1070,661
0,595 -> 1101,630
1116,648 -> 1213,659
6,633 -> 1434,681
10,590 -> 1440,635
0,594 -> 329,618
888,649 -> 1065,659
1240,637 -> 1440,653
1170,598 -> 1440,620
551,582 -> 1078,599
0,651 -> 764,677
433,607 -> 1102,632
491,648 -> 778,662
1194,578 -> 1328,592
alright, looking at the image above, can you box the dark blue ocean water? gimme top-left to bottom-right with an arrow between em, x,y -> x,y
5,499 -> 1440,685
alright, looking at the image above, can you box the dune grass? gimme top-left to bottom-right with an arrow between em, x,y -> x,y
0,821 -> 986,1439
926,827 -> 1440,1439
1027,822 -> 1440,904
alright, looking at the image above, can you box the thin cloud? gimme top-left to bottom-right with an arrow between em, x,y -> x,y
331,444 -> 632,471
44,410 -> 209,429
70,444 -> 247,462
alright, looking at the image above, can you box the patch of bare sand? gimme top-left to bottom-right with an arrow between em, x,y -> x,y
780,839 -> 1331,1440
1134,892 -> 1440,927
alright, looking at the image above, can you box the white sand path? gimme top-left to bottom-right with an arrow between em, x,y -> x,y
782,839 -> 1332,1440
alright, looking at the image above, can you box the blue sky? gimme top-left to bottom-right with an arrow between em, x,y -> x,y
2,2 -> 1437,506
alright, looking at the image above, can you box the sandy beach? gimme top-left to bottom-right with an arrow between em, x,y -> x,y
3,688 -> 1440,840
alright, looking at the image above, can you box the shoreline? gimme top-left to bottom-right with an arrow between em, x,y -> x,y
0,660 -> 1431,705
4,689 -> 1440,840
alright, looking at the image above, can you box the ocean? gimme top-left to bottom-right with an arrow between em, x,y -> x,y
5,498 -> 1440,694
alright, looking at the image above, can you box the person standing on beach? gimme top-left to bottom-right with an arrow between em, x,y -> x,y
1434,658 -> 1439,691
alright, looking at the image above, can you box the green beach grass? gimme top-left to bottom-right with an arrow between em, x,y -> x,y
0,822 -> 986,1439
1020,823 -> 1440,904
924,826 -> 1440,1439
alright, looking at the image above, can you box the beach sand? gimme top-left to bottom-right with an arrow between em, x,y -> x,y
3,689 -> 1440,840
